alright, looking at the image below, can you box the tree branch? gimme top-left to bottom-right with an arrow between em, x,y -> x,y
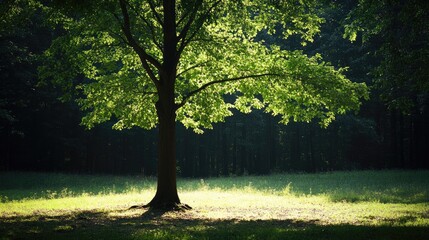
148,0 -> 163,27
118,0 -> 161,89
177,0 -> 221,56
176,60 -> 211,78
119,0 -> 161,69
177,0 -> 202,42
177,0 -> 196,27
176,73 -> 280,109
125,1 -> 163,52
106,27 -> 129,46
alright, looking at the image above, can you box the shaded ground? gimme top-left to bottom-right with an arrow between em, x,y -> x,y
1,208 -> 429,240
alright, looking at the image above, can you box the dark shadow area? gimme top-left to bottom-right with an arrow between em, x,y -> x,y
1,209 -> 428,240
139,207 -> 170,221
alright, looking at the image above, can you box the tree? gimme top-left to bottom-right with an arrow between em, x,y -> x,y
0,0 -> 59,170
344,0 -> 429,167
39,0 -> 368,209
344,0 -> 429,113
0,0 -> 41,136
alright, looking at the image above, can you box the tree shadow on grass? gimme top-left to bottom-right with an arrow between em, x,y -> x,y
1,208 -> 429,240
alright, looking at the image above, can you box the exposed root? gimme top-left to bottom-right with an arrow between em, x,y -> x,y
175,203 -> 192,211
128,204 -> 150,210
128,203 -> 192,211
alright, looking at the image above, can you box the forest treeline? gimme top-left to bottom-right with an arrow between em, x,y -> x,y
1,0 -> 428,175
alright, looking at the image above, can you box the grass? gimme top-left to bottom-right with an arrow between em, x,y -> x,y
0,170 -> 428,239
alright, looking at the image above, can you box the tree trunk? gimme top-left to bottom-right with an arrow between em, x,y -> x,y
232,123 -> 237,175
137,0 -> 190,210
146,105 -> 179,207
221,125 -> 228,175
144,99 -> 190,209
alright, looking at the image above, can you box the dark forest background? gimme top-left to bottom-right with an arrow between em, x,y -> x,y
1,0 -> 428,176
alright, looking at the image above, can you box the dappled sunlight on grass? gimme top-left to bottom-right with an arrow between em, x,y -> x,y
179,190 -> 429,226
0,192 -> 151,217
177,170 -> 429,204
0,171 -> 429,239
2,189 -> 428,226
1,170 -> 428,204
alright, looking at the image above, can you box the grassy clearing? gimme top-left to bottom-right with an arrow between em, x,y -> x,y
0,170 -> 428,239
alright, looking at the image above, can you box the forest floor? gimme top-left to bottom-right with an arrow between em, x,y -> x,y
0,170 -> 428,239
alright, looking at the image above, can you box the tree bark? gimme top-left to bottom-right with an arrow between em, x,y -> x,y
145,100 -> 181,208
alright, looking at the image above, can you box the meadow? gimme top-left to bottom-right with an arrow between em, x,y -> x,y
0,170 -> 428,239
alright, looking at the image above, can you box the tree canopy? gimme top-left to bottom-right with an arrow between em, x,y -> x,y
39,0 -> 368,132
